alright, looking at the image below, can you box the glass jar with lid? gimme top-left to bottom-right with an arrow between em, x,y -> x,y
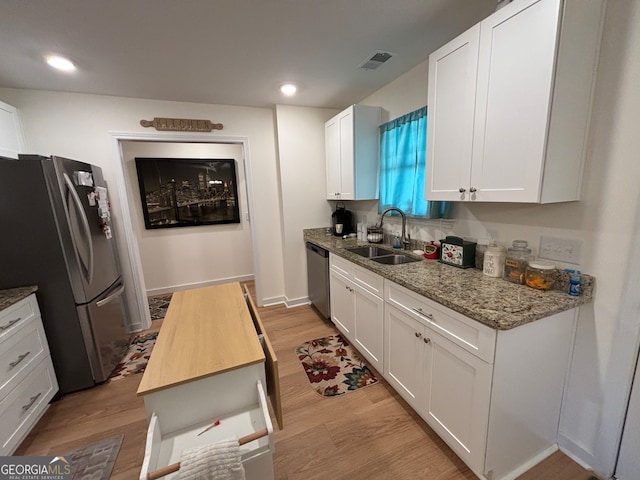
504,240 -> 534,284
525,261 -> 556,290
483,243 -> 506,278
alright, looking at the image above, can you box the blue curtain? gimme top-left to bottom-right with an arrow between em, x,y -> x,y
378,106 -> 451,218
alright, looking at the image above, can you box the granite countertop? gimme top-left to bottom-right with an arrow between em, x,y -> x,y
0,286 -> 38,311
304,228 -> 594,330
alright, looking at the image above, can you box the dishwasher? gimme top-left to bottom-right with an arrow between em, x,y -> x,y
306,242 -> 330,319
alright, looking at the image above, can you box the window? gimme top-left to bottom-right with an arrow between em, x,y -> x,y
378,106 -> 451,218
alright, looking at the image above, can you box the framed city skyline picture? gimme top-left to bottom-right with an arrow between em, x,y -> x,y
135,157 -> 240,229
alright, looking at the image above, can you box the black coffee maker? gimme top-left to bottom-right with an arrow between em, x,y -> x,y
331,202 -> 354,236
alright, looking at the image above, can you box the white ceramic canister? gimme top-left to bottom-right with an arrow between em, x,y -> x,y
483,243 -> 506,277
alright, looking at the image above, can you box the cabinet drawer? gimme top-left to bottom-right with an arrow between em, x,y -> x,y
0,315 -> 49,396
353,266 -> 383,298
0,358 -> 57,455
140,381 -> 274,480
0,295 -> 39,341
244,285 -> 282,430
385,282 -> 496,363
329,253 -> 352,278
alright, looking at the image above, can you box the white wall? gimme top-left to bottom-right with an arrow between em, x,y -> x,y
0,89 -> 286,326
275,105 -> 337,305
120,141 -> 253,294
355,1 -> 640,476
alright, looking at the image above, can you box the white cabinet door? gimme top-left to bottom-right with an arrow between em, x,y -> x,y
0,101 -> 25,160
426,0 -> 602,204
329,269 -> 355,337
325,105 -> 380,200
353,284 -> 384,372
426,24 -> 479,202
384,305 -> 425,411
471,0 -> 561,202
326,108 -> 354,200
325,114 -> 342,199
422,328 -> 492,476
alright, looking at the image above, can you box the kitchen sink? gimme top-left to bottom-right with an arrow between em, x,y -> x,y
347,246 -> 395,258
370,254 -> 421,265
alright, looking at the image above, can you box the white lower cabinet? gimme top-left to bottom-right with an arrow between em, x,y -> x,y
0,293 -> 58,455
329,269 -> 355,337
384,303 -> 492,473
328,255 -> 578,479
329,254 -> 384,372
384,279 -> 576,480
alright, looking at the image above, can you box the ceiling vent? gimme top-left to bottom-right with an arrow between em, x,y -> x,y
358,51 -> 394,71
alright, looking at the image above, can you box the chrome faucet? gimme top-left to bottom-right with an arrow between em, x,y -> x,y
379,207 -> 410,250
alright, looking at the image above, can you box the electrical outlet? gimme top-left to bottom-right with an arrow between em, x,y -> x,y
539,236 -> 583,265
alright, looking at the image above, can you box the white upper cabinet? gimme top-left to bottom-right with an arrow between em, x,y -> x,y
325,104 -> 381,200
425,0 -> 605,203
0,101 -> 25,159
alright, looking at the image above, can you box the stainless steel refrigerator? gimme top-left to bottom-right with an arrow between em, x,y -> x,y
0,154 -> 130,395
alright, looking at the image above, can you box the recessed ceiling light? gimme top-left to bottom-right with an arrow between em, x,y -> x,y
280,83 -> 297,96
46,55 -> 77,72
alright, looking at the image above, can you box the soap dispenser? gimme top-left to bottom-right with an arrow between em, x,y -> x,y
393,233 -> 401,249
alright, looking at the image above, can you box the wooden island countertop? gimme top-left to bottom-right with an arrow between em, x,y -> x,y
137,282 -> 265,396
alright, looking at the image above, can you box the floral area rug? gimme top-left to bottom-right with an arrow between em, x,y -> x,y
108,332 -> 158,381
295,334 -> 378,397
148,293 -> 172,320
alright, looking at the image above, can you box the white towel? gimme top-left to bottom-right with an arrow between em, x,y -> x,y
178,439 -> 245,480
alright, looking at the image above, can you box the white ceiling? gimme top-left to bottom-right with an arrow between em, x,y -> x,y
0,0 -> 497,109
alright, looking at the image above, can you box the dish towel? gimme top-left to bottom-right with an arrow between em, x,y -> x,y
178,439 -> 245,480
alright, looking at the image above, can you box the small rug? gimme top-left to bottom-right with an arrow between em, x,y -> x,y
109,332 -> 158,381
148,293 -> 172,320
61,434 -> 123,480
295,334 -> 378,397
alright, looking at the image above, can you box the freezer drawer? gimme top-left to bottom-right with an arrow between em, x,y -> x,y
78,281 -> 130,383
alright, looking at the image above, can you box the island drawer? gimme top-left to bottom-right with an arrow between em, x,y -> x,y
244,285 -> 283,430
140,381 -> 274,480
385,281 -> 496,363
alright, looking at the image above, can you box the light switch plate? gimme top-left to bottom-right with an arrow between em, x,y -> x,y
539,236 -> 582,265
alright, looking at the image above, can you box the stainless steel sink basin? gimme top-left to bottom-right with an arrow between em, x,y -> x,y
371,254 -> 421,265
347,246 -> 395,258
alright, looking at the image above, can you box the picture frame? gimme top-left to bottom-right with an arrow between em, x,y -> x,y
135,157 -> 240,229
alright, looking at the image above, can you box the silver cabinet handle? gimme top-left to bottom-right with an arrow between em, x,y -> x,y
459,187 -> 466,193
21,392 -> 42,413
414,331 -> 422,339
9,351 -> 31,369
470,187 -> 477,193
412,307 -> 433,320
0,318 -> 21,331
424,337 -> 431,344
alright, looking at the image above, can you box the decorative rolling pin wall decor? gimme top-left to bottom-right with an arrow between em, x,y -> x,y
140,117 -> 223,132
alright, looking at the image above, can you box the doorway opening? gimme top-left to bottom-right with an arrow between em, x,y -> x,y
110,132 -> 260,331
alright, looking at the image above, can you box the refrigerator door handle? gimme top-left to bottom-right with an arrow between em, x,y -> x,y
96,283 -> 125,307
63,172 -> 94,285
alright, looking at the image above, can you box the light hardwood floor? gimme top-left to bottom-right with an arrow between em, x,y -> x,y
15,284 -> 598,479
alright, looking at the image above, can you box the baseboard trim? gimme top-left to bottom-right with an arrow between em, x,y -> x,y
557,433 -> 597,472
485,444 -> 558,480
146,275 -> 255,296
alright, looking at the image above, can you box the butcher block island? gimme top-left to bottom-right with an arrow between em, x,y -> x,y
137,282 -> 280,480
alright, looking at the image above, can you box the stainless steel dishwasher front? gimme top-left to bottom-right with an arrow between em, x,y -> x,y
306,242 -> 330,319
